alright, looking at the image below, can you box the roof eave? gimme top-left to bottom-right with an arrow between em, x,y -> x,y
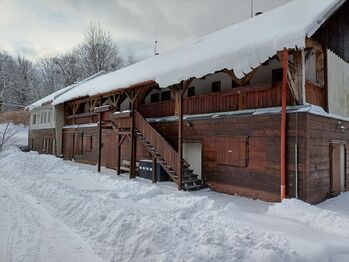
307,0 -> 347,37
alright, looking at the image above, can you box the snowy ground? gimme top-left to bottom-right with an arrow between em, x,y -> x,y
1,133 -> 349,261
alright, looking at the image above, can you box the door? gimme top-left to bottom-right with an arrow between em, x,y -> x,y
331,143 -> 346,197
183,143 -> 202,179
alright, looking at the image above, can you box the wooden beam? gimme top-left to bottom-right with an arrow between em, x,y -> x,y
305,38 -> 323,52
97,110 -> 102,173
129,88 -> 137,180
323,46 -> 329,112
223,68 -> 257,86
290,49 -> 306,104
117,134 -> 122,175
152,157 -> 157,184
280,48 -> 289,201
177,83 -> 184,190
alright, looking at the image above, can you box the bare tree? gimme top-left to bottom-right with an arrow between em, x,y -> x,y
0,21 -> 131,108
53,52 -> 84,86
0,122 -> 19,151
126,52 -> 139,66
38,57 -> 60,95
78,21 -> 124,75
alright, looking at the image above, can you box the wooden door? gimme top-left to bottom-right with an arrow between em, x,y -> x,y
330,143 -> 346,197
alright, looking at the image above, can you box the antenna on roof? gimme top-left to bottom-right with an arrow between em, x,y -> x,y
250,0 -> 254,18
154,40 -> 159,56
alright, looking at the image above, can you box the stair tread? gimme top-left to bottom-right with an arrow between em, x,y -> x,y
182,179 -> 203,185
183,184 -> 206,191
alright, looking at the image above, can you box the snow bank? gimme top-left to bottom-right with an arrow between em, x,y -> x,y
2,149 -> 349,261
0,149 -> 300,262
52,0 -> 341,105
268,199 -> 349,237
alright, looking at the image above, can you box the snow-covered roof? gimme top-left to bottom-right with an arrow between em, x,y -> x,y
28,84 -> 77,111
28,71 -> 106,111
52,0 -> 345,105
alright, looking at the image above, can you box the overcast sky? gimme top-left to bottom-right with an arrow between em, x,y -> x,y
0,0 -> 292,61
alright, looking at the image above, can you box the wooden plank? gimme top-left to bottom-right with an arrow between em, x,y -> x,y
152,157 -> 157,183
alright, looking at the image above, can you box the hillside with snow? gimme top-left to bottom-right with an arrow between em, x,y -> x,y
1,142 -> 349,261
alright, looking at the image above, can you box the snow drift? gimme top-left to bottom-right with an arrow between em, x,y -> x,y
1,148 -> 349,261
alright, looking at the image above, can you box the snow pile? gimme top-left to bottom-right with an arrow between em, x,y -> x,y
53,0 -> 341,105
0,149 -> 299,262
319,193 -> 349,216
2,149 -> 349,261
268,199 -> 349,237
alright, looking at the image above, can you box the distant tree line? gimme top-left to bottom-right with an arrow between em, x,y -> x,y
0,22 -> 138,112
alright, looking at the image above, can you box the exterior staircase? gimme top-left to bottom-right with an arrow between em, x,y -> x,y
134,111 -> 205,191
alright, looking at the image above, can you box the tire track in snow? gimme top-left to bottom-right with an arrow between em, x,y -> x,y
1,178 -> 42,262
0,177 -> 105,262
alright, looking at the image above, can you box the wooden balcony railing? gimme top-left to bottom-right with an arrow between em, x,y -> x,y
135,111 -> 178,173
65,112 -> 98,125
112,111 -> 132,130
138,83 -> 294,118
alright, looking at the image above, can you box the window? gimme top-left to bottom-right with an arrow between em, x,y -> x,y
41,112 -> 44,124
161,91 -> 171,101
216,136 -> 248,167
187,86 -> 195,97
44,112 -> 47,123
32,114 -> 37,125
48,111 -> 51,123
150,93 -> 160,103
212,81 -> 221,92
272,68 -> 283,83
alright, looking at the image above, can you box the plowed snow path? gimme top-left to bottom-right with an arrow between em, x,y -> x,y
0,177 -> 104,262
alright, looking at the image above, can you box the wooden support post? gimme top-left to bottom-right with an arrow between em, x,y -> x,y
152,157 -> 157,183
97,111 -> 102,172
177,85 -> 184,190
323,46 -> 329,112
280,48 -> 289,201
117,134 -> 121,175
129,89 -> 138,180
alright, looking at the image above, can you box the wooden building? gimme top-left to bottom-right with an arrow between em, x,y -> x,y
32,0 -> 349,204
28,72 -> 105,155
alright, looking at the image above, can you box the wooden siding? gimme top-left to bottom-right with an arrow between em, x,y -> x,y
305,80 -> 325,107
313,1 -> 349,63
151,113 -> 307,202
305,113 -> 349,204
62,126 -> 151,170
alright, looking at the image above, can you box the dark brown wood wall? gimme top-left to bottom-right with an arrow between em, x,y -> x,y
151,113 -> 307,202
62,127 -> 151,169
306,113 -> 349,204
313,1 -> 349,63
